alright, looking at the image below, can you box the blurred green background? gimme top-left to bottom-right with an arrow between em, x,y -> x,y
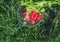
0,0 -> 60,42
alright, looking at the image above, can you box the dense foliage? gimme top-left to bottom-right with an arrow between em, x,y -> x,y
0,0 -> 60,42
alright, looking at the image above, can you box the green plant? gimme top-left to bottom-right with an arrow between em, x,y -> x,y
0,0 -> 60,42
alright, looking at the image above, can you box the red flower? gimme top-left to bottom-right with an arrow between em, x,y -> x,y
23,10 -> 42,24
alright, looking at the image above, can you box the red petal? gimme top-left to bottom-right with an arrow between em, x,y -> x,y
36,14 -> 42,22
29,16 -> 34,24
35,13 -> 38,18
30,11 -> 36,16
